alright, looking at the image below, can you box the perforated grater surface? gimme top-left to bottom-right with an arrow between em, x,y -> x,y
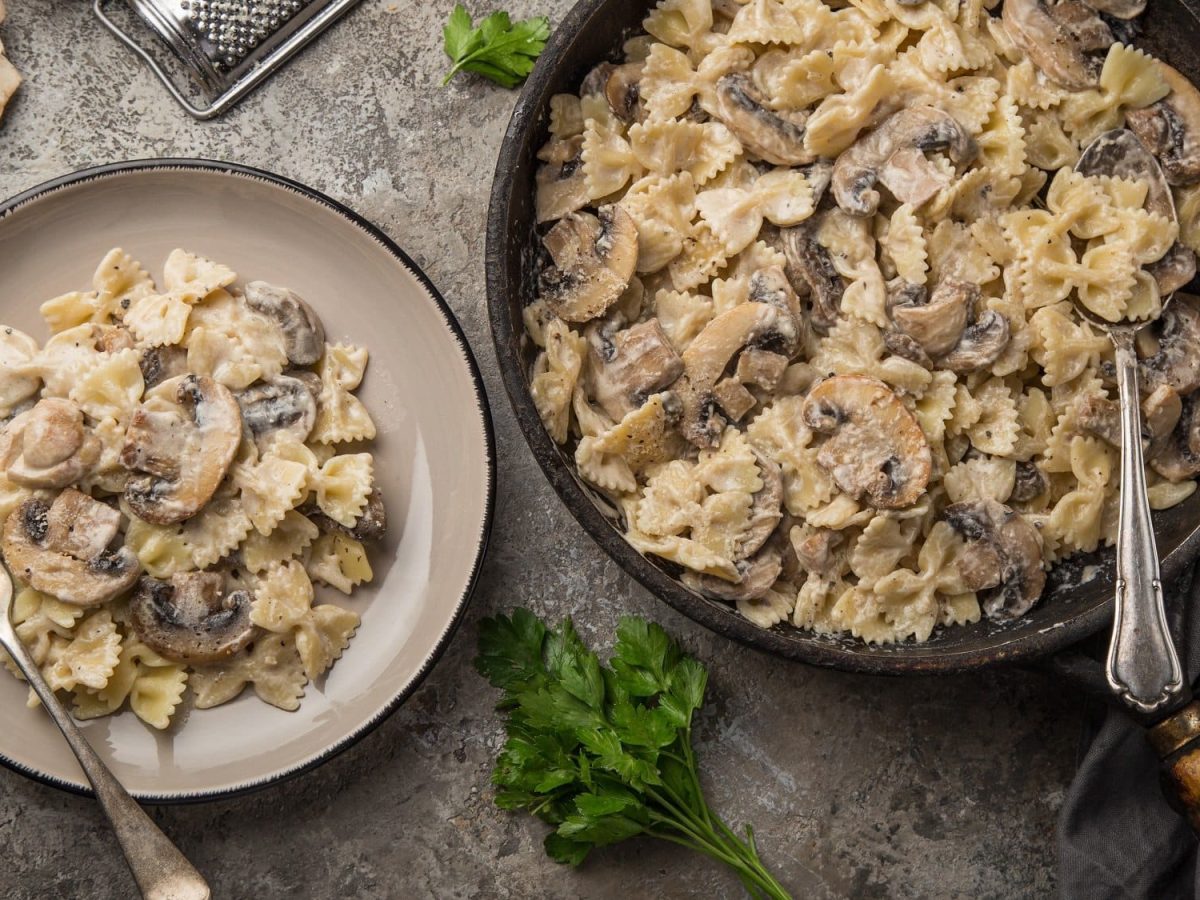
93,0 -> 362,119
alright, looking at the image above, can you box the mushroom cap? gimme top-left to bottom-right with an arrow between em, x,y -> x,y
1077,128 -> 1196,294
738,451 -> 784,560
782,217 -> 846,334
307,486 -> 388,543
1139,293 -> 1200,395
244,281 -> 327,367
1127,62 -> 1200,186
535,136 -> 590,224
831,107 -> 976,217
944,500 -> 1045,620
937,309 -> 1011,374
714,73 -> 814,166
1003,0 -> 1112,90
682,541 -> 783,603
539,205 -> 639,324
121,374 -> 243,525
1009,461 -> 1049,504
128,572 -> 256,664
677,301 -> 799,447
790,526 -> 845,577
1,491 -> 139,607
605,62 -> 645,122
139,344 -> 188,389
2,398 -> 101,489
585,317 -> 684,422
236,374 -> 318,449
801,375 -> 932,509
890,279 -> 973,358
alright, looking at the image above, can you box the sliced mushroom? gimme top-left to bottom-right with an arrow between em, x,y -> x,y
580,62 -> 617,98
1076,392 -> 1122,446
781,219 -> 844,332
96,325 -> 135,354
128,572 -> 256,664
585,317 -> 683,421
1,491 -> 139,606
606,62 -> 645,122
937,310 -> 1011,374
244,281 -> 326,367
1002,0 -> 1113,90
1127,63 -> 1200,186
236,375 -> 318,449
0,398 -> 101,489
831,107 -> 977,217
139,344 -> 188,389
1076,129 -> 1196,293
1153,395 -> 1200,479
536,136 -> 590,224
539,205 -> 639,324
748,266 -> 804,323
121,375 -> 242,525
740,451 -> 784,559
736,349 -> 790,390
714,73 -> 814,166
944,500 -> 1046,620
1138,293 -> 1200,394
791,527 -> 845,576
713,378 -> 757,421
883,329 -> 933,367
682,542 -> 783,603
306,487 -> 387,543
890,279 -> 973,358
1079,386 -> 1183,458
1009,462 -> 1049,503
802,375 -> 932,509
677,302 -> 800,447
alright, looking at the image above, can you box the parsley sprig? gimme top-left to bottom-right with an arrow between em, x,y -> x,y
476,609 -> 792,899
441,4 -> 549,89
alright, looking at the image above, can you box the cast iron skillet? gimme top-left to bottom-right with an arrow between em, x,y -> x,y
486,0 -> 1200,674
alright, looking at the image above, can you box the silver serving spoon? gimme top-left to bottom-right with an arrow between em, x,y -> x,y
1075,130 -> 1191,716
0,566 -> 210,900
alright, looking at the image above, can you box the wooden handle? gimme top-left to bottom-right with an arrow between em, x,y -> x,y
1150,701 -> 1200,830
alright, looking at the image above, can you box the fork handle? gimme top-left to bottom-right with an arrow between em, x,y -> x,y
0,625 -> 210,900
1105,333 -> 1186,716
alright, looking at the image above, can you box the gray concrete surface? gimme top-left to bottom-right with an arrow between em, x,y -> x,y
0,2 -> 1082,897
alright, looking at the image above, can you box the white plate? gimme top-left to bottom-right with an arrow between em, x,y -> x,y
0,160 -> 494,801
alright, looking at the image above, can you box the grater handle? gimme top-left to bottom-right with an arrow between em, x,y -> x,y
93,0 -> 362,120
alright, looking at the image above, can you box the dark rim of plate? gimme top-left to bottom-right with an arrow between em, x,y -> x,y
484,0 -> 1200,676
0,158 -> 497,804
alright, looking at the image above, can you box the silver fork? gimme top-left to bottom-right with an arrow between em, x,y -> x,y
0,567 -> 210,900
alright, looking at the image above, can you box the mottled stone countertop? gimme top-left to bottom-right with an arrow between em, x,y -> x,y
0,2 -> 1081,897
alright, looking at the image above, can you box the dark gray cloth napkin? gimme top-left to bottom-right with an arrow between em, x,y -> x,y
1058,568 -> 1200,900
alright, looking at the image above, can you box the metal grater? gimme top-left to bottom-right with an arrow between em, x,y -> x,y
92,0 -> 362,120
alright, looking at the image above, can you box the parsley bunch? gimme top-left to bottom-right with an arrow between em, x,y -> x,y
475,610 -> 792,899
441,4 -> 549,89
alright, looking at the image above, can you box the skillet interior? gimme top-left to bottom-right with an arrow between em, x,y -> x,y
486,0 -> 1200,673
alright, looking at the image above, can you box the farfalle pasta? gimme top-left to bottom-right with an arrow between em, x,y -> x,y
0,249 -> 384,728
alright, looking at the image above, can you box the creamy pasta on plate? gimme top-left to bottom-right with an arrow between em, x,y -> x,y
525,0 -> 1200,643
0,248 -> 382,729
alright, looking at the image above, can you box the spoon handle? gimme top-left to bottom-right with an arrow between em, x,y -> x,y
1106,334 -> 1186,715
0,622 -> 210,900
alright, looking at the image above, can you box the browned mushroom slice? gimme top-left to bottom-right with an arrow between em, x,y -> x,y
677,302 -> 800,447
606,62 -> 645,122
121,375 -> 242,525
831,107 -> 977,217
1,491 -> 139,606
139,344 -> 188,389
782,219 -> 845,332
1138,293 -> 1200,394
1,398 -> 101,489
1127,63 -> 1200,186
307,487 -> 387,543
740,451 -> 784,559
1079,386 -> 1183,460
713,378 -> 756,421
802,375 -> 932,509
714,74 -> 814,166
539,205 -> 639,324
580,62 -> 617,98
1076,392 -> 1122,446
244,281 -> 326,367
1002,0 -> 1113,90
937,310 -> 1011,374
585,318 -> 683,421
1076,129 -> 1196,294
1153,394 -> 1200,479
944,500 -> 1045,620
236,375 -> 318,449
748,266 -> 804,321
883,330 -> 933,367
736,349 -> 789,390
128,572 -> 256,664
536,136 -> 590,224
890,279 -> 973,358
791,527 -> 845,576
1009,462 -> 1049,503
682,542 -> 783,603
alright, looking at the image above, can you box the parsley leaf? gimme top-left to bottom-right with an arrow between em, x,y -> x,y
441,4 -> 550,89
475,610 -> 793,898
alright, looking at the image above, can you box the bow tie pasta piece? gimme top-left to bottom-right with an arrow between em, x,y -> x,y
241,510 -> 320,575
40,249 -> 157,335
1,586 -> 84,678
73,636 -> 188,730
190,632 -> 308,712
311,343 -> 377,445
161,249 -> 237,296
628,119 -> 741,185
307,532 -> 374,594
0,326 -> 42,417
